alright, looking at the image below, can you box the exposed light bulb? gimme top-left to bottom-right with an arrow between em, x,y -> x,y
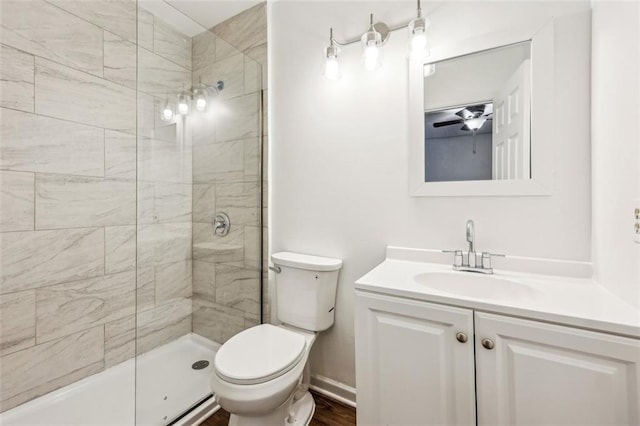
323,29 -> 341,81
364,44 -> 381,71
194,88 -> 207,112
324,56 -> 341,80
408,5 -> 430,63
161,100 -> 173,122
177,93 -> 190,115
361,14 -> 383,71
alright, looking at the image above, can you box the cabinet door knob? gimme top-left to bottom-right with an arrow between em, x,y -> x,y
455,332 -> 468,343
481,338 -> 495,350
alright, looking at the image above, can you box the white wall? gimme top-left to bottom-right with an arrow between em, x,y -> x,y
591,1 -> 640,307
270,1 -> 591,389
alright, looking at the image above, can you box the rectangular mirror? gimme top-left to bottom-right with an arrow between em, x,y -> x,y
424,42 -> 531,183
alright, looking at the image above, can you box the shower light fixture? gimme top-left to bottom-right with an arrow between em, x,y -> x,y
159,81 -> 224,120
177,91 -> 190,115
322,0 -> 431,80
161,97 -> 174,122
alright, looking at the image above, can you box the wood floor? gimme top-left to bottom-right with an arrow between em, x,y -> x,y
201,390 -> 356,426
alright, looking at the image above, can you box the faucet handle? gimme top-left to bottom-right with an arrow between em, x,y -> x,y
481,252 -> 505,269
443,249 -> 463,267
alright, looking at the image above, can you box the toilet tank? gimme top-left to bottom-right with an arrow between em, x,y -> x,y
271,252 -> 342,332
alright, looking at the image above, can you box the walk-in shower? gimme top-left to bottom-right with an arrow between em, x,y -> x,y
0,1 -> 266,424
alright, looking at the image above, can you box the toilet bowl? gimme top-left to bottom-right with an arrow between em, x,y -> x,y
210,252 -> 342,426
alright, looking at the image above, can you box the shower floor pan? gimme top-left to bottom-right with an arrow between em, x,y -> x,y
0,333 -> 220,426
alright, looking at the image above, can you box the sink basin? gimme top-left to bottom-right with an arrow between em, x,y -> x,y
414,272 -> 538,300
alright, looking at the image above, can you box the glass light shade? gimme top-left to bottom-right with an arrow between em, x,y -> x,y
466,117 -> 487,131
177,93 -> 190,115
161,101 -> 173,122
361,29 -> 382,71
194,88 -> 207,112
409,16 -> 430,62
323,45 -> 341,80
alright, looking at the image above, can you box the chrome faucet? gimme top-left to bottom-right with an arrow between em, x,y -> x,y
443,219 -> 505,274
466,219 -> 475,262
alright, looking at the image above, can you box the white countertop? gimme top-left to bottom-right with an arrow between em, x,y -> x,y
355,247 -> 640,338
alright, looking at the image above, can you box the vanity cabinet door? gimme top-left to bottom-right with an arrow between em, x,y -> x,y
475,312 -> 640,426
355,291 -> 476,426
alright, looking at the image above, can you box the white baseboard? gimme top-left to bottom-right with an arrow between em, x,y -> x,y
309,374 -> 356,408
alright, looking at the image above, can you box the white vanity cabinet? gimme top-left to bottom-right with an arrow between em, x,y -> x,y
355,291 -> 476,425
475,312 -> 640,425
355,291 -> 640,426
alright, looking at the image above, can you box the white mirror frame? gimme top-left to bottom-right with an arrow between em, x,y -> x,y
409,17 -> 556,197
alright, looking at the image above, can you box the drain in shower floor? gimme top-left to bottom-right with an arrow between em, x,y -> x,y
192,360 -> 210,370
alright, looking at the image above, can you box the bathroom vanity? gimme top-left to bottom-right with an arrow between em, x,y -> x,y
354,247 -> 640,426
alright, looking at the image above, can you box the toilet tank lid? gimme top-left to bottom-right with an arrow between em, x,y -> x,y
271,252 -> 342,272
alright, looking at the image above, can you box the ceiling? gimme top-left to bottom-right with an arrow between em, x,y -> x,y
138,0 -> 261,37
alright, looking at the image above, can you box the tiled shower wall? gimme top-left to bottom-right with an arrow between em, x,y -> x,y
0,0 -> 193,412
191,3 -> 269,343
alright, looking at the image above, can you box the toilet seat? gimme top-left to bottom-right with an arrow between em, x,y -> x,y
214,324 -> 307,385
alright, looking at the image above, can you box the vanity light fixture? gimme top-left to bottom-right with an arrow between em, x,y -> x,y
323,0 -> 430,80
159,81 -> 224,120
323,28 -> 341,80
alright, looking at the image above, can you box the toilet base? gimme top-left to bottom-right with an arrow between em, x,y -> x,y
228,392 -> 315,426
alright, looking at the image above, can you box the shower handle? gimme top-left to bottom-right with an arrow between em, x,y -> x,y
213,212 -> 231,236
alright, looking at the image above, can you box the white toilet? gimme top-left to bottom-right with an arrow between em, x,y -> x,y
210,252 -> 342,426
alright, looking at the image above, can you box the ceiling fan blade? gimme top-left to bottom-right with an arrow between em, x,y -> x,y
433,119 -> 464,128
455,108 -> 473,120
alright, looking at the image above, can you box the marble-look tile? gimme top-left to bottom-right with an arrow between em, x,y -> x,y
243,138 -> 261,180
262,90 -> 269,136
36,270 -> 136,343
48,0 -> 136,42
193,260 -> 215,302
192,30 -> 216,71
0,171 -> 34,232
0,228 -> 104,293
105,130 -> 136,179
136,267 -> 155,313
244,55 -> 261,95
216,93 -> 260,142
138,136 -> 192,184
104,315 -> 135,368
0,290 -> 35,356
245,42 -> 267,68
244,226 -> 262,271
35,58 -> 136,131
105,225 -> 136,274
137,92 -> 156,134
36,174 -> 136,229
193,222 -> 244,264
104,31 -> 136,90
193,184 -> 216,223
154,18 -> 192,71
0,326 -> 104,412
211,3 -> 266,53
215,264 -> 260,318
216,182 -> 260,226
1,0 -> 103,76
137,7 -> 154,51
152,182 -> 192,224
0,45 -> 34,112
155,260 -> 192,305
192,53 -> 244,100
1,108 -> 104,176
192,298 -> 244,344
138,48 -> 190,98
137,222 -> 191,268
193,140 -> 243,183
215,36 -> 241,62
136,297 -> 191,354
